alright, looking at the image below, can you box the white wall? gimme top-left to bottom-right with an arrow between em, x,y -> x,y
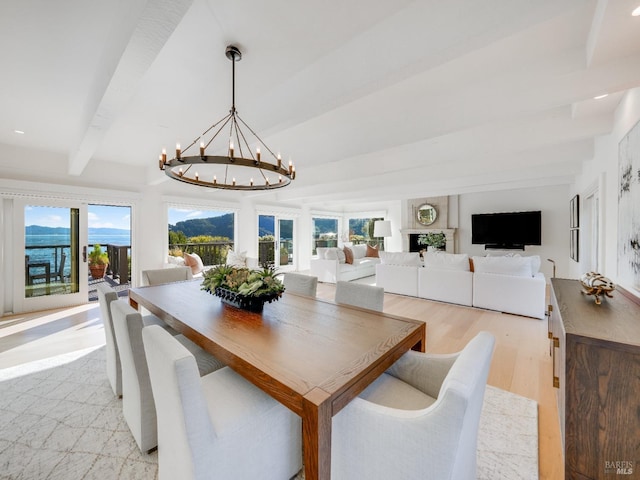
573,87 -> 640,298
458,184 -> 569,280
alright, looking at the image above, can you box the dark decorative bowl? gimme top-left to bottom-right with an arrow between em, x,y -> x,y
213,286 -> 282,313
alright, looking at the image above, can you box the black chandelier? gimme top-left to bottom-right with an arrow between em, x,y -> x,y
158,45 -> 295,190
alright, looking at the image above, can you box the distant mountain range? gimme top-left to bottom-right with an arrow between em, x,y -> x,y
170,213 -> 234,239
26,225 -> 130,236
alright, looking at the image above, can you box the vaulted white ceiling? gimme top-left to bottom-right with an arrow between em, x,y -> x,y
1,0 -> 640,208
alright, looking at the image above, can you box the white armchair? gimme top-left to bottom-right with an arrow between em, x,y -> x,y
331,331 -> 496,480
142,325 -> 302,480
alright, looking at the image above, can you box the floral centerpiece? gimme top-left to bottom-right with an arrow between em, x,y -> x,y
201,264 -> 285,312
417,231 -> 446,251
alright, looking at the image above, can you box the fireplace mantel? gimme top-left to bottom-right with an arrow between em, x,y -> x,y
400,228 -> 456,253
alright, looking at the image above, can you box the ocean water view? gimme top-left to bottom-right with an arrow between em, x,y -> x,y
25,234 -> 131,278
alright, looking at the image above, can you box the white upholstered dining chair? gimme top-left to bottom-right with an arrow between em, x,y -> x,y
141,266 -> 192,286
331,331 -> 496,480
96,283 -> 123,397
110,299 -> 225,453
334,281 -> 385,312
283,272 -> 318,297
97,283 -> 181,397
142,324 -> 302,480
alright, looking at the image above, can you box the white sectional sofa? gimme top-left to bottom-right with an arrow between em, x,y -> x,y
419,252 -> 473,307
375,252 -> 546,319
471,255 -> 546,319
374,252 -> 421,296
310,244 -> 381,283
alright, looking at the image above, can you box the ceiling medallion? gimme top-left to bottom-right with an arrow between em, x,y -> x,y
158,45 -> 295,190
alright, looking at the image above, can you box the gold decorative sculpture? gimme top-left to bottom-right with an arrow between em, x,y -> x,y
580,272 -> 615,305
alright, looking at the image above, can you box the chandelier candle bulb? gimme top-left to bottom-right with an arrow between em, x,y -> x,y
229,141 -> 234,158
176,143 -> 181,160
232,178 -> 236,186
277,153 -> 282,169
200,142 -> 205,156
195,172 -> 199,181
178,167 -> 183,177
213,175 -> 217,184
250,178 -> 254,186
288,160 -> 293,174
256,147 -> 261,162
161,148 -> 166,162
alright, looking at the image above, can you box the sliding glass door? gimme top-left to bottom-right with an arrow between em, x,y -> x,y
16,198 -> 88,311
258,215 -> 295,270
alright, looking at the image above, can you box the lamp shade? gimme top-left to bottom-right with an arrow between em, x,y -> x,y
373,220 -> 392,238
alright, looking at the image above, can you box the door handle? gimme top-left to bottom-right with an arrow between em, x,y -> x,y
82,245 -> 87,262
552,336 -> 560,388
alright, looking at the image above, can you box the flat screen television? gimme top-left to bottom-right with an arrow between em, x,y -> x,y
471,211 -> 541,249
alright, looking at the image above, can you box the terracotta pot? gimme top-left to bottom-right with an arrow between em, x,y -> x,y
89,263 -> 108,280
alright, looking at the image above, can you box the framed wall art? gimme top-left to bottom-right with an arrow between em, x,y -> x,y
618,118 -> 640,292
570,229 -> 579,262
570,195 -> 579,229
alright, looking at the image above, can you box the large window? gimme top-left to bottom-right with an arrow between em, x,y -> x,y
312,217 -> 338,255
348,216 -> 384,249
168,207 -> 235,266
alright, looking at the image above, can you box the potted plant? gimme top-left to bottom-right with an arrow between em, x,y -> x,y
417,232 -> 446,252
88,244 -> 109,279
201,265 -> 285,312
280,247 -> 289,265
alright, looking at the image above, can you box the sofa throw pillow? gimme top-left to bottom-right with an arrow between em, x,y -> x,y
167,255 -> 186,266
366,244 -> 379,258
184,252 -> 204,275
351,244 -> 367,259
472,255 -> 532,277
378,251 -> 421,265
423,252 -> 470,271
336,248 -> 346,264
343,246 -> 354,265
226,250 -> 247,268
529,255 -> 541,276
316,247 -> 328,259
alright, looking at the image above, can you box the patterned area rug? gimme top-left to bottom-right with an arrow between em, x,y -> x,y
0,347 -> 538,479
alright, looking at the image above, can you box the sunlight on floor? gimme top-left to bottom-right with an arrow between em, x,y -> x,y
0,303 -> 106,369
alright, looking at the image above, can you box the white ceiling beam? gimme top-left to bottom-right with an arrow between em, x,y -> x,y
67,0 -> 193,175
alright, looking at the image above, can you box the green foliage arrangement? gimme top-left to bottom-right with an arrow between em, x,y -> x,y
417,232 -> 446,248
201,265 -> 285,298
88,244 -> 109,265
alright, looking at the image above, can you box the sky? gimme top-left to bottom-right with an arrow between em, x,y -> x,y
25,205 -> 131,230
168,207 -> 229,226
24,205 -> 230,230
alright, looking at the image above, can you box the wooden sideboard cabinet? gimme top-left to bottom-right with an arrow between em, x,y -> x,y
549,278 -> 640,480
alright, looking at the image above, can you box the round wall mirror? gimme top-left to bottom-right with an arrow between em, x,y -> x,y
416,203 -> 438,226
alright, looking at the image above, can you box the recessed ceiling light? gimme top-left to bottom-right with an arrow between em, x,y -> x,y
14,129 -> 25,134
632,5 -> 640,16
593,93 -> 608,100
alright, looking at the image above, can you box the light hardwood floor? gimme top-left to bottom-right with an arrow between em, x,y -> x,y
0,284 -> 563,479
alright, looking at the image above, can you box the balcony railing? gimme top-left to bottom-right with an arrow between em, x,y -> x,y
25,243 -> 131,287
169,241 -> 233,266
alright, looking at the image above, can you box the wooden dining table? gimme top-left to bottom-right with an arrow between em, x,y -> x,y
129,279 -> 426,480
